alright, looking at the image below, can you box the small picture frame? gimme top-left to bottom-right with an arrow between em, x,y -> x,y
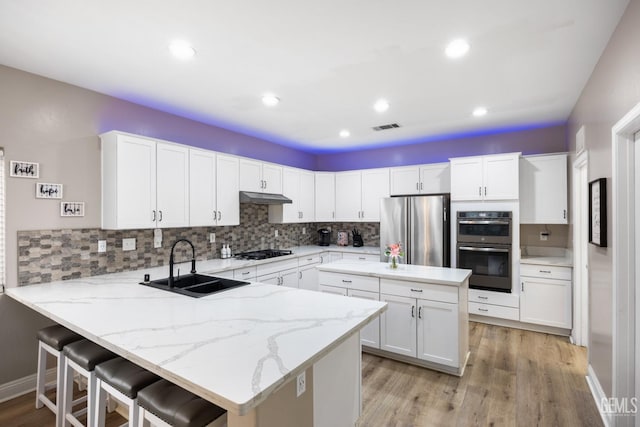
60,202 -> 85,217
10,160 -> 39,178
36,182 -> 63,199
589,178 -> 607,247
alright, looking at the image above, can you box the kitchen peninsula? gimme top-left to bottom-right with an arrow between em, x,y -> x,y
317,260 -> 471,376
6,269 -> 386,427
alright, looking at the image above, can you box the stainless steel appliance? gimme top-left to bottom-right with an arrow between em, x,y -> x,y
234,249 -> 293,260
456,211 -> 512,293
379,195 -> 450,267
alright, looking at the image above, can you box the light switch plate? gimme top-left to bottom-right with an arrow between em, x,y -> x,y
296,372 -> 306,397
97,240 -> 107,253
209,233 -> 216,243
122,238 -> 136,251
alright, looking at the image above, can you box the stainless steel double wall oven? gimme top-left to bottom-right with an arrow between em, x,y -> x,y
456,211 -> 513,293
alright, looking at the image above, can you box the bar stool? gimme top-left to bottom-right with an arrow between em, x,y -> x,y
94,357 -> 161,427
61,339 -> 117,427
137,379 -> 227,427
36,325 -> 83,427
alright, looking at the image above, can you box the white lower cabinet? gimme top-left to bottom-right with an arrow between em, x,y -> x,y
318,272 -> 380,349
299,264 -> 319,291
520,264 -> 572,328
380,293 -> 459,367
259,268 -> 298,288
234,267 -> 257,281
341,253 -> 379,262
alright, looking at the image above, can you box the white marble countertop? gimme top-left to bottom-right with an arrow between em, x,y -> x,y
317,260 -> 471,286
168,245 -> 380,278
520,246 -> 573,267
6,269 -> 385,416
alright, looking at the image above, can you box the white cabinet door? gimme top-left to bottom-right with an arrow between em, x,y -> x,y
420,163 -> 450,194
280,167 -> 300,222
361,168 -> 389,221
299,264 -> 319,291
335,171 -> 362,221
156,143 -> 189,228
450,157 -> 483,201
281,269 -> 299,288
520,154 -> 568,224
319,284 -> 348,296
262,163 -> 283,194
380,294 -> 417,357
349,289 -> 380,349
520,277 -> 572,328
189,149 -> 217,227
329,252 -> 343,262
239,158 -> 263,192
417,299 -> 459,367
315,172 -> 336,221
215,154 -> 240,226
108,134 -> 157,229
483,153 -> 519,200
390,166 -> 420,195
298,170 -> 315,221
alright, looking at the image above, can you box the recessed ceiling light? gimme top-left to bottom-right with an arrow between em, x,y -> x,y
472,106 -> 488,117
262,94 -> 280,107
168,40 -> 196,60
339,129 -> 351,138
445,38 -> 470,59
373,99 -> 389,113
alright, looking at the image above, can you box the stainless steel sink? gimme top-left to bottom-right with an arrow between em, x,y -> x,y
140,274 -> 249,298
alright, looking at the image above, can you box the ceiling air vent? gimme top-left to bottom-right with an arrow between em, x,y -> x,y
372,123 -> 400,131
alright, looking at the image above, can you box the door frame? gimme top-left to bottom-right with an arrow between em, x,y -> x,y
612,101 -> 640,416
572,150 -> 589,347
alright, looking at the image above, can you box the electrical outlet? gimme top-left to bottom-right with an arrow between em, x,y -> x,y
296,372 -> 306,397
539,232 -> 549,241
97,240 -> 107,253
122,238 -> 136,251
302,227 -> 306,235
209,233 -> 216,243
274,229 -> 279,237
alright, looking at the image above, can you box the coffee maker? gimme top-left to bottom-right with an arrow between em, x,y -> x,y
317,228 -> 331,246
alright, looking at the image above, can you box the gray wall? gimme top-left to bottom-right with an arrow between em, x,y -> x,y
567,0 -> 640,397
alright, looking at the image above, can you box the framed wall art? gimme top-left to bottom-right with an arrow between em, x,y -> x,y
589,177 -> 607,247
10,160 -> 39,178
60,202 -> 85,217
36,182 -> 63,199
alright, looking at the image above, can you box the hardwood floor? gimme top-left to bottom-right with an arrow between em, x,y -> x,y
0,322 -> 602,427
361,322 -> 603,426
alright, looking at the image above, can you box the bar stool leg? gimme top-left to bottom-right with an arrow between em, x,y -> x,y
35,341 -> 47,409
62,359 -> 75,427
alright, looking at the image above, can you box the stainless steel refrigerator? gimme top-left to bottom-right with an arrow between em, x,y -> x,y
379,195 -> 450,267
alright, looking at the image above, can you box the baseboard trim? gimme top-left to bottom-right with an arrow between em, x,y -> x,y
586,364 -> 611,427
469,314 -> 571,337
0,368 -> 55,404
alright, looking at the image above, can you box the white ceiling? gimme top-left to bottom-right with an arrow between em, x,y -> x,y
0,1 -> 629,153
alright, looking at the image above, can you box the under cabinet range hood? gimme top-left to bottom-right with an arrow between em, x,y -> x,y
239,191 -> 292,205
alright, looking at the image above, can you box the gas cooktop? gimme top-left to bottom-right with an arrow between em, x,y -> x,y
234,249 -> 293,260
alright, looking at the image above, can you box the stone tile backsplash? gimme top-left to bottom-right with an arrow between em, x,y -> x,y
17,204 -> 380,285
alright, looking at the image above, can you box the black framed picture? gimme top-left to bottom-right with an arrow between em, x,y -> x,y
589,178 -> 607,247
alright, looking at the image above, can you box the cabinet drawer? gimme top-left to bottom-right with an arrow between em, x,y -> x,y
298,254 -> 321,267
256,258 -> 298,276
319,272 -> 379,292
381,279 -> 457,304
233,266 -> 257,280
469,289 -> 519,308
469,302 -> 519,320
520,264 -> 572,280
342,253 -> 380,262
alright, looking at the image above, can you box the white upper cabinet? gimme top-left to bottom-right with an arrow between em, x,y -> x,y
215,154 -> 240,226
239,159 -> 282,194
156,143 -> 189,228
189,150 -> 240,227
315,172 -> 336,221
390,163 -> 450,195
450,153 -> 520,201
335,168 -> 390,222
269,167 -> 315,223
519,153 -> 568,224
101,132 -> 188,229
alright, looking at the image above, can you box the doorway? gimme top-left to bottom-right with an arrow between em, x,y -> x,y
611,102 -> 640,423
572,150 -> 589,347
